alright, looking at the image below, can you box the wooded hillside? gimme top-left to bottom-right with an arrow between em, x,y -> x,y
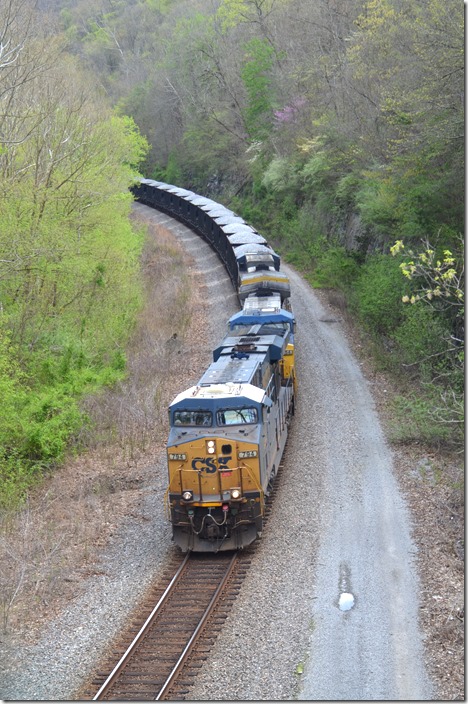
0,0 -> 463,503
59,0 -> 465,446
0,0 -> 147,503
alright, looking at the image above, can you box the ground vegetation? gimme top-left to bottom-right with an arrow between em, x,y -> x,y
0,213 -> 463,700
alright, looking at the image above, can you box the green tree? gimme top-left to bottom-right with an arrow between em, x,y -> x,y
240,37 -> 275,141
0,0 -> 148,503
391,236 -> 464,346
389,236 -> 464,436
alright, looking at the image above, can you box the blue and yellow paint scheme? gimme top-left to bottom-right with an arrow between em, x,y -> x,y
165,327 -> 294,552
229,294 -> 296,391
237,270 -> 291,302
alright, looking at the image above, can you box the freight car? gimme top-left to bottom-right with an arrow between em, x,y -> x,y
132,179 -> 286,298
132,179 -> 296,551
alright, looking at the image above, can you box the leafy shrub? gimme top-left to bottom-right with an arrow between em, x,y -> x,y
355,177 -> 400,238
392,303 -> 453,381
335,173 -> 361,207
240,38 -> 275,140
352,254 -> 409,334
300,151 -> 332,191
312,247 -> 359,289
0,450 -> 38,509
390,390 -> 462,448
261,157 -> 299,194
22,392 -> 85,462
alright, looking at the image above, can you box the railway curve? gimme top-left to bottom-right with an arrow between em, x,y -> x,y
131,201 -> 433,700
0,200 -> 434,701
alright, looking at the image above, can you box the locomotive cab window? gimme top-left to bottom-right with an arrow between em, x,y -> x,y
230,324 -> 255,335
258,323 -> 289,335
217,408 -> 258,425
173,410 -> 212,426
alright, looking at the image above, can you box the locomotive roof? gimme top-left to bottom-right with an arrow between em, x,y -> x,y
235,250 -> 280,272
212,328 -> 289,364
190,331 -> 288,391
169,382 -> 271,409
243,293 -> 283,311
200,355 -> 261,386
229,307 -> 294,327
238,270 -> 291,301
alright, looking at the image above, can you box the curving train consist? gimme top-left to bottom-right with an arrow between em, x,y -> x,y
132,179 -> 296,552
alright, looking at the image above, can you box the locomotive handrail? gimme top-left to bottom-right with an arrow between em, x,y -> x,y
166,463 -> 264,506
236,463 -> 265,509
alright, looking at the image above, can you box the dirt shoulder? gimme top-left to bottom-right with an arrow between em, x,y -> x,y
0,209 -> 210,646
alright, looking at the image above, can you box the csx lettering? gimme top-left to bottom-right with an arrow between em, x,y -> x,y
191,457 -> 232,472
218,456 -> 232,468
192,457 -> 216,472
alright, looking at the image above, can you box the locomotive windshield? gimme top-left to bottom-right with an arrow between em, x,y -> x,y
230,322 -> 289,335
173,410 -> 212,426
217,408 -> 258,425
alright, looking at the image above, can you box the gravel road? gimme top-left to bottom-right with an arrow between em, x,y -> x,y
284,265 -> 432,700
0,203 -> 434,701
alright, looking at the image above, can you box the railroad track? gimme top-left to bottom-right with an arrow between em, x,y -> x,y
86,454 -> 287,701
90,551 -> 246,700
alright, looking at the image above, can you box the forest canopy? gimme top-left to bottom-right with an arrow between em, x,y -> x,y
57,0 -> 465,445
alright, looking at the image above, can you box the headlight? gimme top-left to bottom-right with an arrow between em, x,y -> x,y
206,440 -> 216,454
182,490 -> 193,501
238,450 -> 257,459
230,488 -> 242,500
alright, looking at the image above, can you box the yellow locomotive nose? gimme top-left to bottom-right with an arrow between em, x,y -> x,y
167,434 -> 260,504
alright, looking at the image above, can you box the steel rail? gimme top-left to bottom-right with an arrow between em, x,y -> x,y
155,551 -> 238,700
92,553 -> 190,701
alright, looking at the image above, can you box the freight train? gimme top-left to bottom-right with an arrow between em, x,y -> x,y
132,179 -> 296,552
